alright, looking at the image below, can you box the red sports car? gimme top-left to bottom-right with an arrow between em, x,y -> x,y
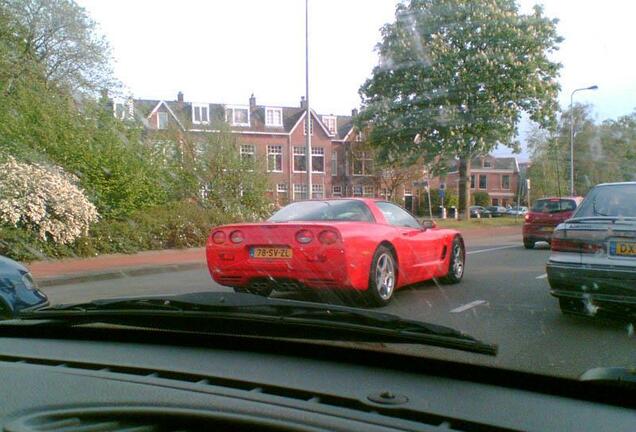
206,199 -> 465,306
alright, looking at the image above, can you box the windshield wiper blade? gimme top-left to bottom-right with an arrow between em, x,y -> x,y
580,367 -> 636,388
18,292 -> 497,356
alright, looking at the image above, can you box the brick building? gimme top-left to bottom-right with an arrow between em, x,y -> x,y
429,155 -> 521,207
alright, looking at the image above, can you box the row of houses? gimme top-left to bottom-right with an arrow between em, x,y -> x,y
113,92 -> 524,211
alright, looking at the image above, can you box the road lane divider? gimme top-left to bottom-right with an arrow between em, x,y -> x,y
466,245 -> 519,255
536,273 -> 548,279
450,300 -> 488,313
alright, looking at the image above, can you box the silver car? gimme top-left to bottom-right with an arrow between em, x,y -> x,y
547,182 -> 636,317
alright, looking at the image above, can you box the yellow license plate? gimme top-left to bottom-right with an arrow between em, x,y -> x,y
541,227 -> 554,232
610,241 -> 636,257
251,247 -> 292,259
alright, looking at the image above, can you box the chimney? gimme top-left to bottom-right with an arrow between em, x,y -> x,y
300,96 -> 307,109
249,93 -> 256,109
351,108 -> 358,117
177,91 -> 184,108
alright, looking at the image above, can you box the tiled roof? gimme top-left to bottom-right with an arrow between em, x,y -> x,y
127,96 -> 357,137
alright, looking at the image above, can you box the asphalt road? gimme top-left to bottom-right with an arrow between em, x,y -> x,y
41,233 -> 635,379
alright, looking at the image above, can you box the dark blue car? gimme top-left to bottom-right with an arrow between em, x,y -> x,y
0,255 -> 49,319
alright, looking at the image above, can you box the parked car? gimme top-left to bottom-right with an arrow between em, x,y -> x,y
507,206 -> 528,216
469,205 -> 492,218
206,198 -> 465,306
547,182 -> 636,317
485,206 -> 508,217
0,255 -> 49,319
522,197 -> 584,249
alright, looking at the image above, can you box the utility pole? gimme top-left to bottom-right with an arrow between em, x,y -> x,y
305,0 -> 312,199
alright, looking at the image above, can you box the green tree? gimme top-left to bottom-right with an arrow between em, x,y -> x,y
359,0 -> 562,218
472,191 -> 490,206
1,0 -> 115,95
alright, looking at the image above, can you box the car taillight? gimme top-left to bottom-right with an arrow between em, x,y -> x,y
296,229 -> 313,244
552,238 -> 603,254
230,230 -> 244,244
212,231 -> 226,244
318,230 -> 339,245
524,214 -> 530,221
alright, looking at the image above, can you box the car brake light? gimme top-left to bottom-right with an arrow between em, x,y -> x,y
552,238 -> 603,254
318,230 -> 339,245
212,231 -> 226,244
524,214 -> 530,221
296,229 -> 313,244
230,230 -> 244,244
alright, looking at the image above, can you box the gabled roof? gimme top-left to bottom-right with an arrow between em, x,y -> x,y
125,95 -> 359,138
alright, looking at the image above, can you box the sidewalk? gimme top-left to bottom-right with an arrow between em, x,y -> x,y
30,225 -> 521,287
31,247 -> 206,287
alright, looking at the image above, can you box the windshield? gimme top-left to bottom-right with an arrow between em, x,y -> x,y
269,200 -> 374,222
575,185 -> 636,218
531,199 -> 578,213
1,0 -> 635,386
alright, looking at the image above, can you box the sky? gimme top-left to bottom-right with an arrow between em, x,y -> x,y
78,0 -> 635,159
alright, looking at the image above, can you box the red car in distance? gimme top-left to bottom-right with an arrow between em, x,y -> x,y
523,196 -> 584,249
206,199 -> 465,306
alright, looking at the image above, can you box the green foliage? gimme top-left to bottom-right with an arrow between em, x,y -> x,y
527,104 -> 636,198
359,0 -> 562,213
472,191 -> 490,206
0,201 -> 239,262
196,128 -> 272,221
419,188 -> 457,215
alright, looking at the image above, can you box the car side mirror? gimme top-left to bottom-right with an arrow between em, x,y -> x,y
421,219 -> 437,230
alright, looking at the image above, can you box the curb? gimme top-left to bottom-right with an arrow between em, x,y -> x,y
36,262 -> 207,288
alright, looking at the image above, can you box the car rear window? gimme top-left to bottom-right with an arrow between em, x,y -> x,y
574,184 -> 636,218
531,199 -> 577,213
268,200 -> 374,222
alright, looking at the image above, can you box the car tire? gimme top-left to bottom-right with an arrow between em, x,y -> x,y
364,245 -> 397,307
559,297 -> 586,315
523,238 -> 535,249
440,236 -> 465,284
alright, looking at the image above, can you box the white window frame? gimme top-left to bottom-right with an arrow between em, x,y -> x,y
321,115 -> 337,135
265,107 -> 283,127
157,111 -> 169,129
331,151 -> 337,176
240,144 -> 255,165
363,186 -> 375,197
483,159 -> 493,168
293,184 -> 308,200
311,147 -> 325,173
501,174 -> 510,190
277,183 -> 288,193
332,185 -> 342,196
470,174 -> 476,189
352,152 -> 373,176
312,184 -> 324,199
267,145 -> 283,172
404,187 -> 413,196
479,174 -> 488,190
355,131 -> 363,142
192,104 -> 210,125
293,146 -> 307,173
225,105 -> 250,127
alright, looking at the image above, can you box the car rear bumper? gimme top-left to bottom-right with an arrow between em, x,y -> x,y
208,248 -> 358,291
523,224 -> 555,241
547,261 -> 636,307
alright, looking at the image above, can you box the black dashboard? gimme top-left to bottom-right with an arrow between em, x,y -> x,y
0,326 -> 633,432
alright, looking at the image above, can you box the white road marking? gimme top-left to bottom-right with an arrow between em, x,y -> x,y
450,300 -> 488,313
536,273 -> 548,279
466,245 -> 518,255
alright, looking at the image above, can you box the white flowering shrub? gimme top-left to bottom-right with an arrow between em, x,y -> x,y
0,157 -> 99,244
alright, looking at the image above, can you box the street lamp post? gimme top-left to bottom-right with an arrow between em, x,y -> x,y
569,85 -> 598,195
305,0 -> 312,200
